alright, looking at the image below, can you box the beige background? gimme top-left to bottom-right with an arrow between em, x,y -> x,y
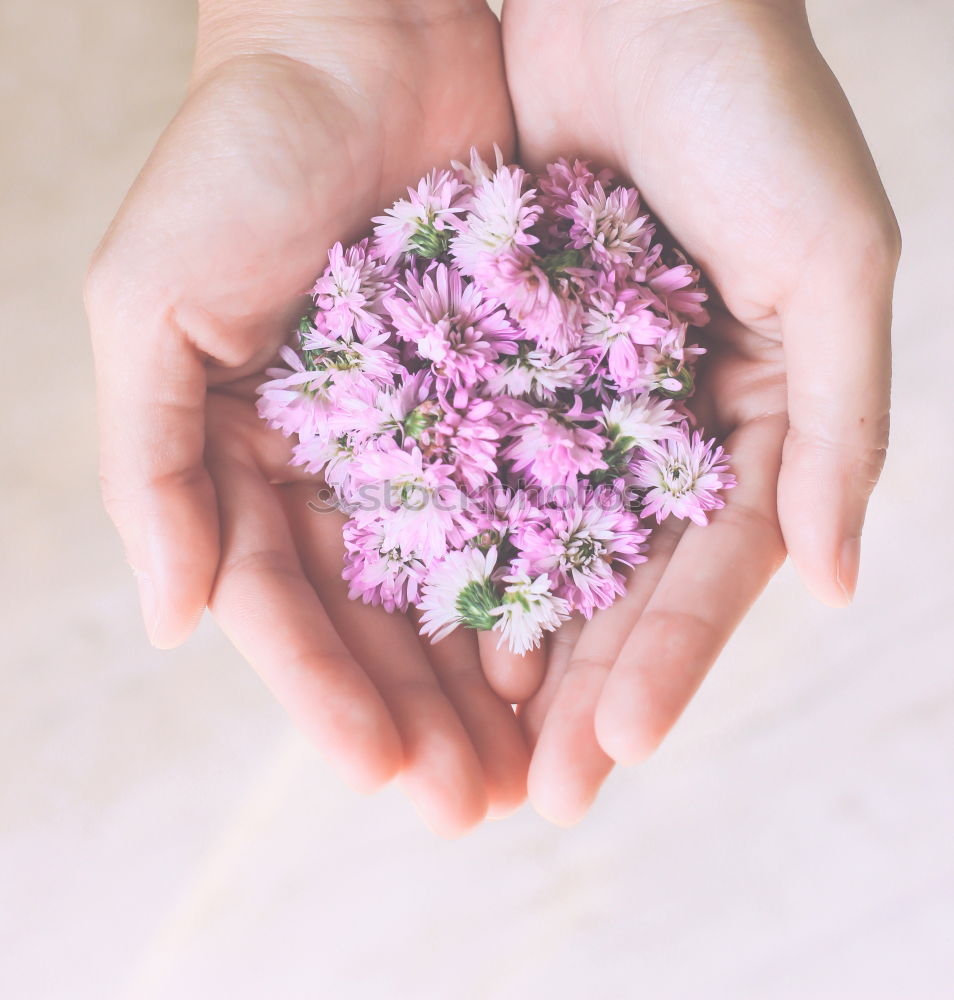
2,0 -> 953,997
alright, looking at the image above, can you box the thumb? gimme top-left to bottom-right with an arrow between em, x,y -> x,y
777,212 -> 899,606
86,267 -> 219,647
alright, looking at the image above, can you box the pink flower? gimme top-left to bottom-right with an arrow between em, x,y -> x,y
348,445 -> 472,561
477,248 -> 585,354
312,239 -> 395,338
492,563 -> 571,654
387,263 -> 517,388
342,518 -> 426,613
332,369 -> 433,447
291,435 -> 356,492
563,182 -> 653,268
419,545 -> 500,641
372,168 -> 470,261
449,164 -> 541,275
256,345 -> 340,442
256,147 -> 730,651
501,398 -> 606,488
514,492 -> 648,618
537,157 -> 617,217
601,392 -> 680,451
583,281 -> 670,389
646,251 -> 710,326
484,345 -> 586,401
418,396 -> 502,492
631,428 -> 736,526
640,325 -> 706,398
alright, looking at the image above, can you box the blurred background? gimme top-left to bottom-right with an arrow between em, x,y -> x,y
2,0 -> 952,997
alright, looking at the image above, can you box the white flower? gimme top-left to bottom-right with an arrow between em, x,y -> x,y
419,547 -> 500,643
485,348 -> 586,401
371,168 -> 470,261
450,165 -> 541,274
602,392 -> 679,451
492,568 -> 571,655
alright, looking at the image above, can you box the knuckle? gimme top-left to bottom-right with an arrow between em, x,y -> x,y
786,423 -> 889,495
844,202 -> 902,274
565,655 -> 613,678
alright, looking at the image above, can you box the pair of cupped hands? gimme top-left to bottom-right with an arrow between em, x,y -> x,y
86,0 -> 898,834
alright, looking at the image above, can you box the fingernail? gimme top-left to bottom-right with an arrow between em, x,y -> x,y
836,537 -> 861,604
133,570 -> 160,645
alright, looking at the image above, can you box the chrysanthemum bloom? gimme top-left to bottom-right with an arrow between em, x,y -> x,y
601,392 -> 679,452
348,446 -> 471,561
342,519 -> 426,613
646,251 -> 710,325
514,493 -> 649,617
492,565 -> 571,655
501,397 -> 606,488
449,163 -> 541,275
258,147 -> 730,653
563,181 -> 653,270
477,247 -> 587,355
418,396 -> 502,492
583,281 -> 670,388
631,429 -> 736,526
386,263 -> 517,389
419,546 -> 500,642
311,239 -> 396,338
372,168 -> 470,262
484,344 -> 586,401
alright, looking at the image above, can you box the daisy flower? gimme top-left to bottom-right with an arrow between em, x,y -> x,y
419,546 -> 500,642
640,325 -> 706,398
537,157 -> 617,218
501,397 -> 607,488
582,282 -> 669,389
492,565 -> 571,655
478,247 -> 586,355
631,428 -> 736,526
515,495 -> 649,618
646,251 -> 710,325
312,239 -> 395,338
291,434 -> 357,495
331,369 -> 434,449
372,168 -> 470,261
450,164 -> 542,275
564,182 -> 653,268
422,396 -> 502,492
256,345 -> 341,442
387,263 -> 517,389
484,344 -> 586,401
348,445 -> 471,561
342,519 -> 426,613
601,392 -> 680,451
299,322 -> 399,387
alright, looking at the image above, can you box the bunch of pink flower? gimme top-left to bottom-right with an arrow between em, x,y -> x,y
258,148 -> 735,654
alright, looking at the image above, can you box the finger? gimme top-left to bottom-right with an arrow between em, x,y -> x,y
778,216 -> 899,607
596,414 -> 787,764
517,615 -> 584,750
415,620 -> 530,819
86,279 -> 219,648
205,451 -> 402,794
526,521 -> 684,825
477,630 -> 547,703
282,485 -> 488,837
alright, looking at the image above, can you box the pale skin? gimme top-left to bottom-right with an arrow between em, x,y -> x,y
86,0 -> 899,832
